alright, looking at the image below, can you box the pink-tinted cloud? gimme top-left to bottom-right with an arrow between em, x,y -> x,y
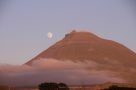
0,58 -> 125,87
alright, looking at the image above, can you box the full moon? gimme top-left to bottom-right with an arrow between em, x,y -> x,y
47,32 -> 53,39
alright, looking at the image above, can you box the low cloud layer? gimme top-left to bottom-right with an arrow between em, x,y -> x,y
0,59 -> 126,87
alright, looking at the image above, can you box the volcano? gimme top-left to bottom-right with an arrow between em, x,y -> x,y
24,30 -> 136,84
26,31 -> 136,66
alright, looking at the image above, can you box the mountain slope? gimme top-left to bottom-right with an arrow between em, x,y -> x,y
25,30 -> 136,83
26,31 -> 136,66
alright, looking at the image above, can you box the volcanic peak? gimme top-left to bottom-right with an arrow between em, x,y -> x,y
63,30 -> 101,42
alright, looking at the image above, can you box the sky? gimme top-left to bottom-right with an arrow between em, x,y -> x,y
0,0 -> 136,65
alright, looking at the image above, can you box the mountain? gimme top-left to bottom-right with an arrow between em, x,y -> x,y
24,30 -> 136,84
26,30 -> 136,65
1,30 -> 136,87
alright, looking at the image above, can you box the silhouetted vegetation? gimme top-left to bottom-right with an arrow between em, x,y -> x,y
38,82 -> 69,90
102,85 -> 136,90
58,83 -> 69,90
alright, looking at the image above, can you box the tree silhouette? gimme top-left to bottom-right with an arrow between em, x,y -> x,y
39,82 -> 59,90
39,82 -> 69,90
58,83 -> 69,90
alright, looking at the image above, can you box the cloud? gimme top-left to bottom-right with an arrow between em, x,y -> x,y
0,58 -> 126,87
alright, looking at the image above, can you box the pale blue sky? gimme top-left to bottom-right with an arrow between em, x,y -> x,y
0,0 -> 136,65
